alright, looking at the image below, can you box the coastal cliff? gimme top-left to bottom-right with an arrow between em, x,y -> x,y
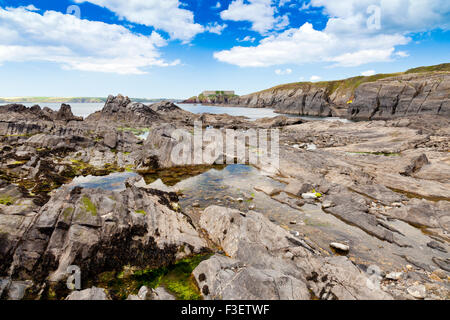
185,63 -> 450,120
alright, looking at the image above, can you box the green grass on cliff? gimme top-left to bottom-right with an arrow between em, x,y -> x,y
253,63 -> 449,97
405,63 -> 450,74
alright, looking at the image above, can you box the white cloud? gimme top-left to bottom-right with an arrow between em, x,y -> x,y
310,0 -> 450,34
395,51 -> 409,58
0,7 -> 178,75
215,0 -> 449,67
214,2 -> 222,9
310,75 -> 321,81
278,0 -> 292,6
205,22 -> 228,35
239,36 -> 256,43
237,36 -> 256,43
214,23 -> 408,67
361,70 -> 376,76
220,0 -> 289,34
74,0 -> 204,42
275,68 -> 292,75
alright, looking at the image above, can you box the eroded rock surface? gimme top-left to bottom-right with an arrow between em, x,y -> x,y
194,206 -> 392,300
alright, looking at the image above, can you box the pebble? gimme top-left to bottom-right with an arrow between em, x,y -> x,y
290,231 -> 300,237
249,205 -> 256,210
385,272 -> 403,281
302,193 -> 317,200
330,242 -> 350,252
407,285 -> 427,299
269,217 -> 276,223
236,198 -> 244,203
322,200 -> 334,209
432,269 -> 447,280
290,221 -> 297,225
192,202 -> 200,208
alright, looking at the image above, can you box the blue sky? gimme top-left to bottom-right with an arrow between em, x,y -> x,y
0,0 -> 449,99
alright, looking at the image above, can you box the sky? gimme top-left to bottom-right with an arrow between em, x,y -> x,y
0,0 -> 449,99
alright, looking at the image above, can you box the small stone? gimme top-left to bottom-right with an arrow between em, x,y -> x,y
322,200 -> 334,209
330,242 -> 350,253
407,285 -> 426,299
290,231 -> 300,237
269,217 -> 276,222
296,199 -> 306,207
254,185 -> 281,196
432,269 -> 447,280
284,182 -> 312,197
192,202 -> 200,208
302,193 -> 318,200
385,272 -> 403,281
406,265 -> 414,271
284,252 -> 294,260
137,286 -> 151,300
236,198 -> 244,203
427,241 -> 447,253
249,205 -> 256,210
290,221 -> 297,225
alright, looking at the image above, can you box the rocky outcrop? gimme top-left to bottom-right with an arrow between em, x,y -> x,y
348,72 -> 450,120
193,206 -> 392,300
86,94 -> 162,126
188,65 -> 449,120
0,104 -> 83,123
0,179 -> 207,298
227,83 -> 336,117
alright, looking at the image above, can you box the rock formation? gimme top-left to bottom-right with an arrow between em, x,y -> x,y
185,64 -> 450,120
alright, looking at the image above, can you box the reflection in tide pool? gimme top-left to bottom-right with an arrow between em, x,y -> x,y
177,104 -> 279,121
66,172 -> 138,191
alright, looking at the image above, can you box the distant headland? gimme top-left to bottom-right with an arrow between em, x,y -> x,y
0,96 -> 175,104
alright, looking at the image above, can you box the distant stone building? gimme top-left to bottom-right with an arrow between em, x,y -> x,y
201,90 -> 235,96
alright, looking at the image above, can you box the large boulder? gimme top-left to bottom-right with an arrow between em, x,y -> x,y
2,181 -> 207,294
85,94 -> 161,126
193,206 -> 392,300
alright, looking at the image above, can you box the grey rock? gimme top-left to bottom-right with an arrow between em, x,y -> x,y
385,272 -> 403,281
401,154 -> 429,176
330,242 -> 350,253
3,184 -> 207,288
284,182 -> 312,197
254,185 -> 281,196
66,287 -> 110,300
152,287 -> 176,300
195,206 -> 392,300
407,285 -> 427,299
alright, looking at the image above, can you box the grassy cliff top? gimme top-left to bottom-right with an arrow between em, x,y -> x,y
252,63 -> 450,96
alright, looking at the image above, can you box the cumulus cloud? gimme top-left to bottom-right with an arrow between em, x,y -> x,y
220,0 -> 289,34
74,0 -> 204,42
215,0 -> 449,67
205,22 -> 228,35
0,7 -> 178,74
361,70 -> 376,76
275,68 -> 292,75
214,23 -> 408,67
311,0 -> 450,34
310,75 -> 321,81
237,36 -> 256,43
